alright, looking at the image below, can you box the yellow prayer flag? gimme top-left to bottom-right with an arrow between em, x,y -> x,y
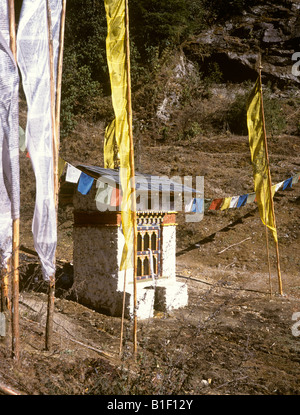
246,77 -> 277,242
58,157 -> 66,179
104,119 -> 118,169
220,197 -> 231,211
104,0 -> 133,270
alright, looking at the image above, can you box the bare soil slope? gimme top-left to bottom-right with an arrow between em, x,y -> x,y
0,131 -> 299,395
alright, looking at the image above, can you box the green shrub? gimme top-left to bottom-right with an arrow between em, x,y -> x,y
225,83 -> 286,136
61,53 -> 102,137
225,90 -> 249,135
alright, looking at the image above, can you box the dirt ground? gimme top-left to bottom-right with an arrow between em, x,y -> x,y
0,132 -> 299,396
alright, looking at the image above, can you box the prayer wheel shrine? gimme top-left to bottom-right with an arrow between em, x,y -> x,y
69,165 -> 202,319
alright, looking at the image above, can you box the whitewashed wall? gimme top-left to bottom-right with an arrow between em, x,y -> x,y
161,225 -> 176,279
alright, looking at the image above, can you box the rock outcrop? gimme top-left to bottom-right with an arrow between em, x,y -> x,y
183,0 -> 300,88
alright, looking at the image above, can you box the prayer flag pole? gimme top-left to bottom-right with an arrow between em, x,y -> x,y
258,61 -> 283,295
1,260 -> 10,312
45,0 -> 56,351
8,0 -> 16,61
8,0 -> 20,362
125,0 -> 138,356
45,0 -> 65,351
119,269 -> 127,356
55,0 -> 66,149
265,224 -> 273,296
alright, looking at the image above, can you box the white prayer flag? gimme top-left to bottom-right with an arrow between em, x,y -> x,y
0,3 -> 20,268
17,0 -> 62,280
65,163 -> 82,183
229,196 -> 239,209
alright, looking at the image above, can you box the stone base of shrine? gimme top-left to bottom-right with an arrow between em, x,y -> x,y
154,280 -> 188,312
129,285 -> 156,320
72,278 -> 189,320
124,280 -> 188,320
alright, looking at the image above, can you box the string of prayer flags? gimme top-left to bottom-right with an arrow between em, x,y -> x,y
184,198 -> 193,213
110,187 -> 122,207
209,198 -> 223,210
283,177 -> 292,190
191,198 -> 204,213
60,160 -> 300,216
204,199 -> 212,211
77,172 -> 94,195
95,180 -> 114,205
237,194 -> 248,208
65,163 -> 81,183
229,196 -> 239,209
203,172 -> 299,213
246,192 -> 256,204
220,197 -> 231,211
272,181 -> 284,197
292,173 -> 300,185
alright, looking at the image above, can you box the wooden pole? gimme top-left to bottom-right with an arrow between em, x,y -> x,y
261,149 -> 272,296
45,0 -> 60,351
125,0 -> 138,356
0,261 -> 11,348
265,223 -> 273,297
8,0 -> 20,362
1,260 -> 11,312
258,63 -> 283,295
8,0 -> 16,61
55,0 -> 66,147
47,1 -> 59,209
11,220 -> 20,361
119,269 -> 127,356
0,382 -> 23,395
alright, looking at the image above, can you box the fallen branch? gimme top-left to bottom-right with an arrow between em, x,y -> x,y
218,237 -> 251,254
178,275 -> 269,295
58,331 -> 117,363
0,382 -> 24,395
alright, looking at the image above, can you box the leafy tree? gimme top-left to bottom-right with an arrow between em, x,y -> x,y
60,0 -> 107,136
129,0 -> 189,60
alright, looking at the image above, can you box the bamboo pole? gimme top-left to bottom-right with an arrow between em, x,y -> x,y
45,0 -> 66,351
8,0 -> 20,362
8,0 -> 16,61
0,382 -> 23,395
265,225 -> 273,297
125,0 -> 138,356
119,269 -> 127,356
11,220 -> 20,360
47,1 -> 59,210
55,0 -> 66,149
258,63 -> 283,295
1,260 -> 11,312
261,151 -> 272,297
45,0 -> 59,351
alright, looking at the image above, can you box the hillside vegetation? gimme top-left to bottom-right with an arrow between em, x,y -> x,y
1,0 -> 299,396
54,0 -> 300,145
